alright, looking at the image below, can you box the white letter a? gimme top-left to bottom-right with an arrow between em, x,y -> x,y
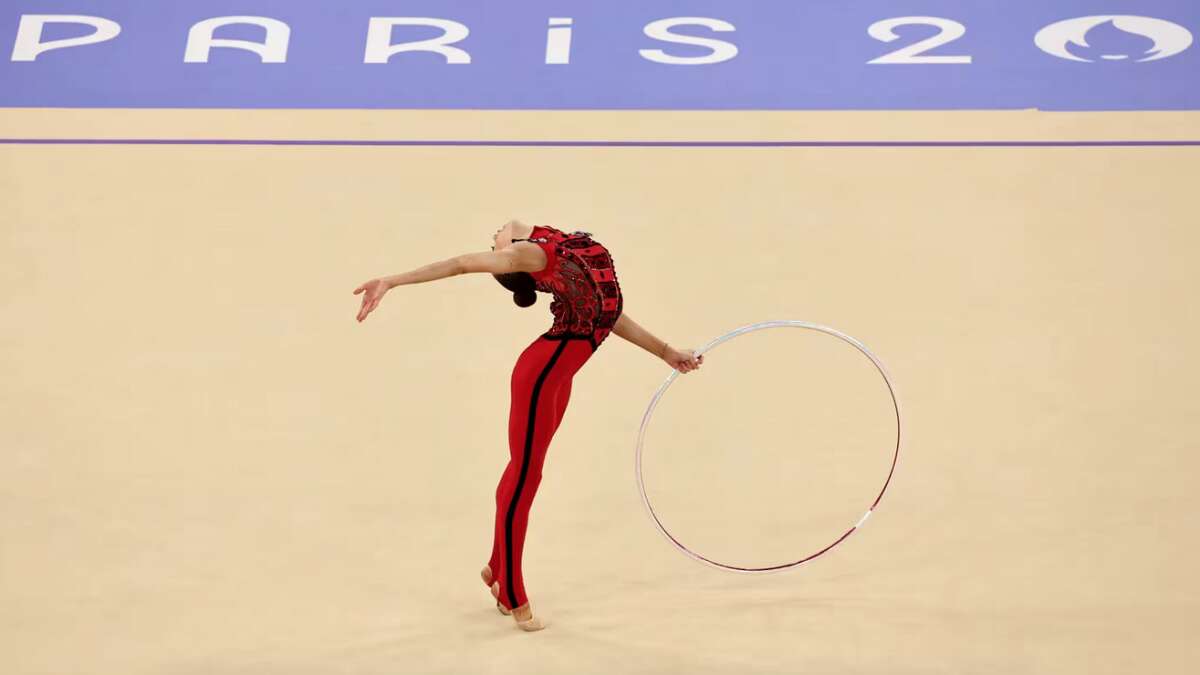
184,16 -> 290,63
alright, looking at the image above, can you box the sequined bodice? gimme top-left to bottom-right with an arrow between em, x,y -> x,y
522,226 -> 623,350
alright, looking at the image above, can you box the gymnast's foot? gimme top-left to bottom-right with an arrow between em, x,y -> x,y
491,581 -> 545,631
511,602 -> 546,632
482,565 -> 511,615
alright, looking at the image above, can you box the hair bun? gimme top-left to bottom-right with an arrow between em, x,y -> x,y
492,271 -> 538,308
514,290 -> 537,308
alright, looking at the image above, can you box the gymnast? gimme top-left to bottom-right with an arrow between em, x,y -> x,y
354,220 -> 702,631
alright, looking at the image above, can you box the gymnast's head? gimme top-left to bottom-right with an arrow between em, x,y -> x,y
491,220 -> 537,308
490,219 -> 532,252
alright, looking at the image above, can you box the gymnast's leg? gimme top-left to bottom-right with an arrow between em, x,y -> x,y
485,376 -> 570,595
489,338 -> 590,629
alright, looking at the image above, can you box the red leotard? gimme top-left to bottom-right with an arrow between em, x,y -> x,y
487,226 -> 624,610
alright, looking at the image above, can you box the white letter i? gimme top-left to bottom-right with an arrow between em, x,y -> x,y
545,17 -> 572,64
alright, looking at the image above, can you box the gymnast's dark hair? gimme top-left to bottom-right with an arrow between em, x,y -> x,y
493,272 -> 538,308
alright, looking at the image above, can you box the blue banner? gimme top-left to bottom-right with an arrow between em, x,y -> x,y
1,1 -> 1195,110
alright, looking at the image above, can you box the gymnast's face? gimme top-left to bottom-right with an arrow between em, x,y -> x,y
491,221 -> 515,251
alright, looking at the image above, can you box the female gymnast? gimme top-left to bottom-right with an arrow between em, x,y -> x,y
353,219 -> 703,631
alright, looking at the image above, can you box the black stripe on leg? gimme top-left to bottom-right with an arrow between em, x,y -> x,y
504,339 -> 568,609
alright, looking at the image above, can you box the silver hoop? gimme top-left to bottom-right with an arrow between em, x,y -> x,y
634,320 -> 902,573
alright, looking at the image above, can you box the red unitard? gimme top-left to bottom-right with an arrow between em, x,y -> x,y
488,225 -> 623,610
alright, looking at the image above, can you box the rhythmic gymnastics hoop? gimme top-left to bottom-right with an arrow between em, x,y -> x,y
634,320 -> 901,574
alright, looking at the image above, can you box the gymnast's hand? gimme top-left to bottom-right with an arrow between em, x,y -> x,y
353,278 -> 391,322
664,346 -> 704,374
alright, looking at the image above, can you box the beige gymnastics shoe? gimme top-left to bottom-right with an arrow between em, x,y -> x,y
491,581 -> 545,631
511,604 -> 545,632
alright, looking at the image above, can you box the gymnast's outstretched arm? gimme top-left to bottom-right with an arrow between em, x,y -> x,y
613,313 -> 703,373
352,245 -> 546,322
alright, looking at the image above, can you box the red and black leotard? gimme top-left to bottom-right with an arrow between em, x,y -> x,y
487,225 -> 624,612
519,225 -> 624,352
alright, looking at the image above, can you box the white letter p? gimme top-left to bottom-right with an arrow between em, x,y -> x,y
11,14 -> 121,61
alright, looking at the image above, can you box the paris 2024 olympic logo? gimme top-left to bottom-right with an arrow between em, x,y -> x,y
1034,15 -> 1194,63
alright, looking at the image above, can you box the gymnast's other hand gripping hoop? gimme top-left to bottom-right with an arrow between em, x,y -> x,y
634,320 -> 902,574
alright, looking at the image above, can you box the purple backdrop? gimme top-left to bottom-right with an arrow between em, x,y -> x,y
1,1 -> 1196,110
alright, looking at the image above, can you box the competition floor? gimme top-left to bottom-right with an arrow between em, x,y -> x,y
2,110 -> 1198,674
